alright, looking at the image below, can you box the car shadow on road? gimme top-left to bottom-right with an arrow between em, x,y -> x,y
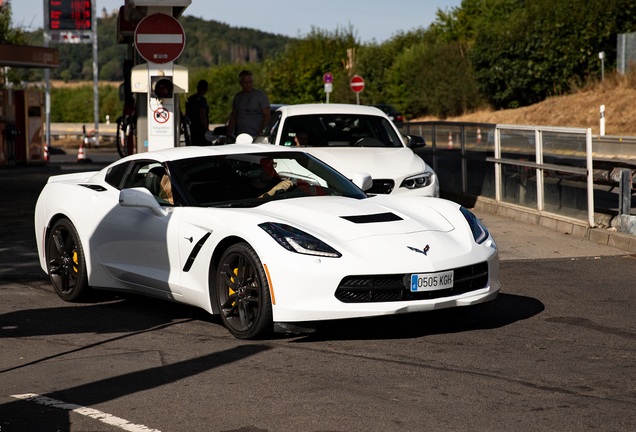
0,289 -> 215,340
0,344 -> 270,432
293,293 -> 544,342
1,281 -> 542,346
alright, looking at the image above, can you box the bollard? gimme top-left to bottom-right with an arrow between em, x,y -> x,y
600,105 -> 606,136
618,168 -> 632,216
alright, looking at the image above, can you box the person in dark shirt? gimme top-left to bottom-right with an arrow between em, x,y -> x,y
185,80 -> 209,146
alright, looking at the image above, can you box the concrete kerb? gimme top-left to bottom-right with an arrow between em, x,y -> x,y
462,195 -> 636,254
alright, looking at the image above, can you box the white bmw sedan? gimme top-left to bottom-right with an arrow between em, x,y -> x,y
255,104 -> 440,197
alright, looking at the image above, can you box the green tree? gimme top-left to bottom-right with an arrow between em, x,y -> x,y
267,26 -> 359,105
469,0 -> 636,108
356,29 -> 432,105
50,85 -> 122,123
387,41 -> 483,118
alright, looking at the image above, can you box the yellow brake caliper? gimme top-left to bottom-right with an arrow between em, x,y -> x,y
228,268 -> 238,306
72,251 -> 78,273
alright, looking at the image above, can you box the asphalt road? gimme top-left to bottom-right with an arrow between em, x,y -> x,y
1,161 -> 635,432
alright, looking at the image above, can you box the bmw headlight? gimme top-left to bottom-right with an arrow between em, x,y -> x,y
460,207 -> 489,244
259,223 -> 342,258
400,172 -> 432,189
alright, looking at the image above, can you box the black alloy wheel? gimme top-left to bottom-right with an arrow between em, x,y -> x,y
47,219 -> 89,302
216,243 -> 273,339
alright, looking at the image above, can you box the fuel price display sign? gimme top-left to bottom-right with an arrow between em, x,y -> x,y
48,0 -> 92,30
44,0 -> 95,44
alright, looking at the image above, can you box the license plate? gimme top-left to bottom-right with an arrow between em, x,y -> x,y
410,270 -> 454,292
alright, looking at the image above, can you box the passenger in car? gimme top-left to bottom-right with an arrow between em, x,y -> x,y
159,175 -> 174,205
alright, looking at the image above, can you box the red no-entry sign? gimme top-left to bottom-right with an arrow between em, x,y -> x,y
350,75 -> 365,93
134,13 -> 185,64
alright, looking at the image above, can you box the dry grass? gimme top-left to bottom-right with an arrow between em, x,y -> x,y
49,80 -> 122,88
412,71 -> 636,137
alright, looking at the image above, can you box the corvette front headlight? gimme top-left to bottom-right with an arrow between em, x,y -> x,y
460,206 -> 489,244
259,223 -> 342,258
400,172 -> 432,189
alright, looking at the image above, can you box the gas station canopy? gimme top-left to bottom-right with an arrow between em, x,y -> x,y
0,44 -> 59,69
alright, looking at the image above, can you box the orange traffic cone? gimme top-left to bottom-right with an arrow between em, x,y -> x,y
476,127 -> 482,143
77,141 -> 87,163
447,131 -> 453,149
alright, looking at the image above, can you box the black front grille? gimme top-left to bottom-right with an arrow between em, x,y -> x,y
367,179 -> 394,195
335,262 -> 489,303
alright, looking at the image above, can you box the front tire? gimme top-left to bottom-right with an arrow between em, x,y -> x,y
47,219 -> 89,302
216,243 -> 273,339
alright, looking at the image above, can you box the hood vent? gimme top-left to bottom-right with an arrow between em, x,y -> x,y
340,212 -> 403,224
79,184 -> 107,192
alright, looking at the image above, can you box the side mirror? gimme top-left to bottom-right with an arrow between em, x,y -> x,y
119,188 -> 167,217
404,134 -> 426,148
352,173 -> 373,191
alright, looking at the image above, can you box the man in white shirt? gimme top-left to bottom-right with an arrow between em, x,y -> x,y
227,70 -> 270,139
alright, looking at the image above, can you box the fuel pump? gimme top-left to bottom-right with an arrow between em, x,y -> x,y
129,11 -> 188,152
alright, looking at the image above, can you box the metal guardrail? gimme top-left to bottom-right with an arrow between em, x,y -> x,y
401,121 -> 636,227
49,123 -> 117,138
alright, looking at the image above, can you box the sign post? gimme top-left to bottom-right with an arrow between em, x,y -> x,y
350,75 -> 365,105
43,0 -> 97,154
323,72 -> 333,104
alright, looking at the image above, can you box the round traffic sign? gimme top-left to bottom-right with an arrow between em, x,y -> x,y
323,72 -> 334,84
350,75 -> 365,93
135,13 -> 186,64
153,107 -> 170,123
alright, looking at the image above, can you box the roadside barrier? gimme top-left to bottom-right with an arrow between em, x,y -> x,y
405,121 -> 601,227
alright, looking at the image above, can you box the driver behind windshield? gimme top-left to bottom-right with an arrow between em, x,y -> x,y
294,130 -> 310,147
254,158 -> 293,198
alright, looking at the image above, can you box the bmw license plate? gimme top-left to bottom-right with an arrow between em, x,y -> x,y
410,270 -> 454,292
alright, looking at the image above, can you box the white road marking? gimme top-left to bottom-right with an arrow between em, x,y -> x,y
11,393 -> 161,432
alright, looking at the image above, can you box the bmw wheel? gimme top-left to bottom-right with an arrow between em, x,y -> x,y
47,219 -> 89,302
216,243 -> 273,339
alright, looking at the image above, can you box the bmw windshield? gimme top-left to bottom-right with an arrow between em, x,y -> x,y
278,114 -> 403,148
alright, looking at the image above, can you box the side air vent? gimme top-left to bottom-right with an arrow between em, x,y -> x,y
183,232 -> 211,272
340,212 -> 403,224
79,184 -> 107,192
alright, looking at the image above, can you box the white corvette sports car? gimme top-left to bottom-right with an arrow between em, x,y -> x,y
35,144 -> 499,339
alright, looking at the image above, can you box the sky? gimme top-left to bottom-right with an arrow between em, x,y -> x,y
11,0 -> 462,43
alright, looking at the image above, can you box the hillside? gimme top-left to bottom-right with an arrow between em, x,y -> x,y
23,14 -> 292,82
414,73 -> 636,137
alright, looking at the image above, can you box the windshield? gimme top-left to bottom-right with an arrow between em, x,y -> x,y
170,151 -> 367,208
279,114 -> 403,148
